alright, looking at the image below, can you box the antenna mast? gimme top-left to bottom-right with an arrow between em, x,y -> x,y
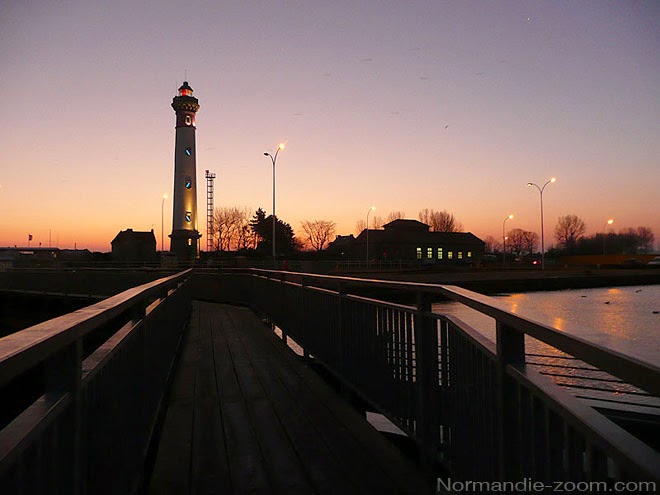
205,170 -> 216,252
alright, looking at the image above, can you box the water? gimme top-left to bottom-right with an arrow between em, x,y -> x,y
433,284 -> 660,366
434,284 -> 660,411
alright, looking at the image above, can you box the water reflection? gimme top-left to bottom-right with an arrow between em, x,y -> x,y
433,285 -> 660,410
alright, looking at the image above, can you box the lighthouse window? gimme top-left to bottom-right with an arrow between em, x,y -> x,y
185,212 -> 191,222
185,147 -> 191,156
185,115 -> 191,125
185,177 -> 192,189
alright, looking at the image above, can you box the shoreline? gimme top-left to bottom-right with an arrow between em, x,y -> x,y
335,268 -> 660,295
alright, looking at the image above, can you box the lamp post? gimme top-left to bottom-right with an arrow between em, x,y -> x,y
161,194 -> 168,252
602,219 -> 614,254
366,206 -> 375,263
502,214 -> 513,266
527,177 -> 556,270
264,143 -> 285,260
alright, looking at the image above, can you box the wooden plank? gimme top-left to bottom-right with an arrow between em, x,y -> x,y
204,304 -> 271,494
217,304 -> 314,493
231,327 -> 359,494
225,305 -> 430,494
149,302 -> 430,495
220,303 -> 346,494
190,305 -> 231,493
147,308 -> 197,495
147,403 -> 193,494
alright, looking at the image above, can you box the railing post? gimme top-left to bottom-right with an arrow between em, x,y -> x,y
496,321 -> 526,482
337,281 -> 350,398
300,276 -> 309,359
44,339 -> 83,495
415,291 -> 438,478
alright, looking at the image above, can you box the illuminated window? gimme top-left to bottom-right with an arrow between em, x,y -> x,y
185,212 -> 191,222
467,251 -> 472,258
185,115 -> 191,125
188,239 -> 192,246
437,247 -> 443,259
185,177 -> 192,189
448,251 -> 453,260
427,247 -> 433,259
185,147 -> 191,156
458,251 -> 463,259
416,247 -> 422,260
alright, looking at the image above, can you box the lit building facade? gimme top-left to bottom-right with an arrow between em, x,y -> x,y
169,81 -> 201,260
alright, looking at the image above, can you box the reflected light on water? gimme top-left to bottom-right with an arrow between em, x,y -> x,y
433,285 -> 659,366
433,285 -> 660,409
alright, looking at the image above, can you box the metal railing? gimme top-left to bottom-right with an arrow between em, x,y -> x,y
0,269 -> 193,495
212,268 -> 660,486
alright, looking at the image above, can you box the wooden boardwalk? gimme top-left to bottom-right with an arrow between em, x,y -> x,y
147,301 -> 430,494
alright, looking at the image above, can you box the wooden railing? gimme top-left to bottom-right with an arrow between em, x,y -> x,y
209,268 -> 660,486
0,269 -> 192,495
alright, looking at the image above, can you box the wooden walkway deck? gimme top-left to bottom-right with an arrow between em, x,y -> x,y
147,301 -> 430,494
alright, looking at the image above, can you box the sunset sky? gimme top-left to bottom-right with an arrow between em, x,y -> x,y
1,1 -> 658,252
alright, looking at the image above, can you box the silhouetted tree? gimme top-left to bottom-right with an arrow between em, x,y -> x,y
355,220 -> 366,234
483,235 -> 501,254
558,226 -> 656,255
250,208 -> 298,255
213,206 -> 252,251
386,211 -> 406,223
418,208 -> 463,232
554,214 -> 586,251
508,228 -> 538,256
301,220 -> 336,251
522,230 -> 539,255
636,226 -> 655,253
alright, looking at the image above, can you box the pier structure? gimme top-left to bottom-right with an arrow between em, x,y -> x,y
1,269 -> 659,493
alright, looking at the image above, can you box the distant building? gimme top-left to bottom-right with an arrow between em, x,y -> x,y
333,219 -> 485,263
0,247 -> 92,268
111,229 -> 157,261
326,234 -> 355,256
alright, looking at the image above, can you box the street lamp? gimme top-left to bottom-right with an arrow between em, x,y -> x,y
366,206 -> 375,263
264,143 -> 285,260
161,194 -> 168,253
503,214 -> 513,266
527,177 -> 556,270
603,218 -> 614,254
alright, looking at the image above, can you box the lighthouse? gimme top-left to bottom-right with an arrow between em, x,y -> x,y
169,81 -> 201,260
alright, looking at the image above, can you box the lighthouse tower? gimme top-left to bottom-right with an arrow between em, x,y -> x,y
169,81 -> 201,260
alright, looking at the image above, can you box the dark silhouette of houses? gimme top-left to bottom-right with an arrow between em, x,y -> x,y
111,229 -> 157,262
325,234 -> 355,257
0,247 -> 93,268
330,219 -> 485,263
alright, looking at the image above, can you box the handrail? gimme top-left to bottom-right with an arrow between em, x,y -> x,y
0,269 -> 192,388
235,268 -> 660,395
213,268 -> 660,483
0,268 -> 193,494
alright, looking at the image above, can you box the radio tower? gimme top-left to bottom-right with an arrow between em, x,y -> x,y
205,170 -> 216,252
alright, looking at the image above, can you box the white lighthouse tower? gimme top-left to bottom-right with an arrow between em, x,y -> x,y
169,81 -> 201,260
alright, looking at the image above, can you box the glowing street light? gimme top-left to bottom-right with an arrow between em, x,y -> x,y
264,143 -> 286,260
161,194 -> 168,252
527,177 -> 556,270
502,214 -> 514,266
366,206 -> 375,263
603,218 -> 614,254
